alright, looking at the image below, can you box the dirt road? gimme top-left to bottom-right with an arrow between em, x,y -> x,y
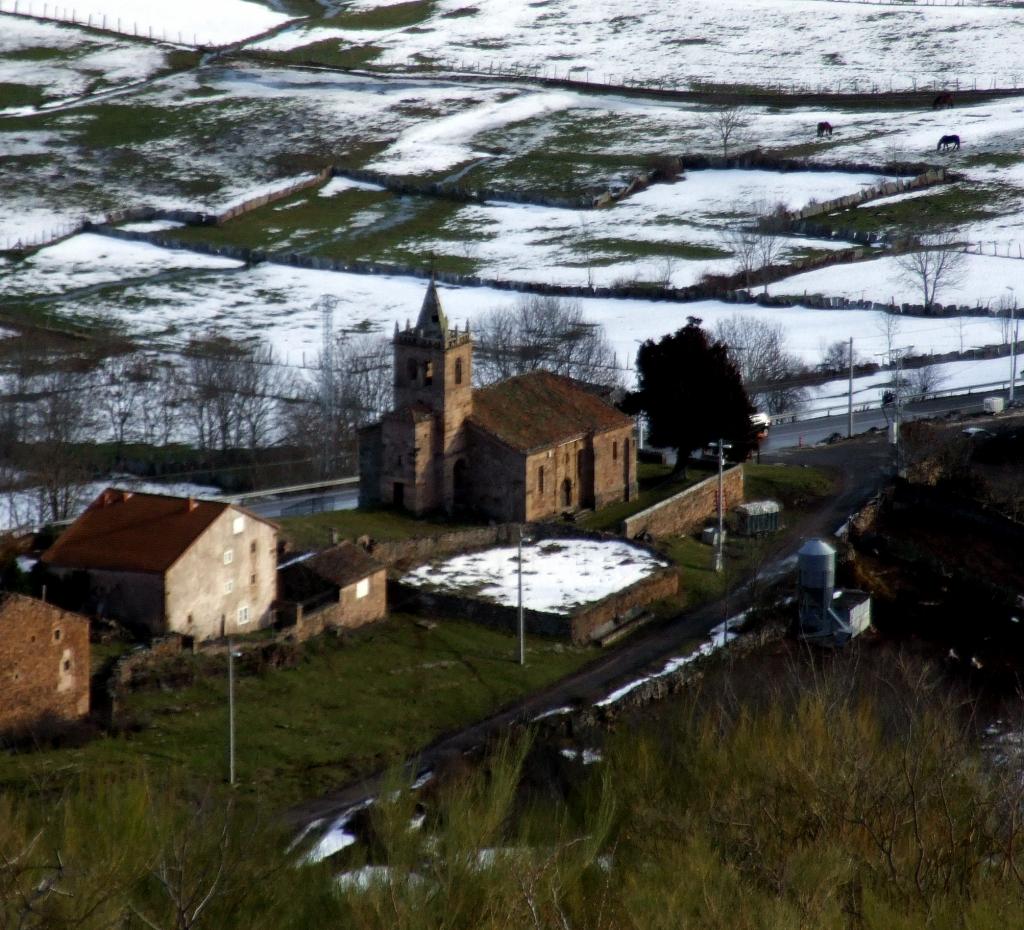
286,433 -> 891,830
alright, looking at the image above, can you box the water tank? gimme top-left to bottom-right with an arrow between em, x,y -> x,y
798,538 -> 835,592
798,539 -> 836,639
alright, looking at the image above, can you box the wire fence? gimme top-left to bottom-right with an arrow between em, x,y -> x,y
0,0 -> 223,47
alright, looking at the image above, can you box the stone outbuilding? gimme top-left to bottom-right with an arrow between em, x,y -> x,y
40,488 -> 278,641
278,541 -> 387,635
359,282 -> 638,521
0,593 -> 90,734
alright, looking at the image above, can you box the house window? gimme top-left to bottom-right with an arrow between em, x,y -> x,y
225,579 -> 234,594
407,358 -> 418,383
538,466 -> 545,493
187,614 -> 193,626
63,659 -> 71,672
232,516 -> 245,535
250,541 -> 256,554
250,573 -> 257,586
355,578 -> 370,599
223,549 -> 234,565
238,606 -> 250,625
612,440 -> 618,461
53,628 -> 61,641
455,357 -> 463,384
424,360 -> 433,385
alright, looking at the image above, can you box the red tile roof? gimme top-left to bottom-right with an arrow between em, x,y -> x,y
40,489 -> 262,575
470,371 -> 633,452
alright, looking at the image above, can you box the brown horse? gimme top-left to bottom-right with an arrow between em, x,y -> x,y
933,92 -> 954,110
937,134 -> 960,151
816,121 -> 833,137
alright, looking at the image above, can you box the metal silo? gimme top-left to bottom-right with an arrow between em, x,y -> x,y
798,538 -> 836,639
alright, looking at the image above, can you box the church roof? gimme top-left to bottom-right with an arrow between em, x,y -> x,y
470,370 -> 633,453
416,279 -> 448,338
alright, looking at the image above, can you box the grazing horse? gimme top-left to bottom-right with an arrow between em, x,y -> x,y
816,121 -> 833,137
937,134 -> 960,151
933,92 -> 954,110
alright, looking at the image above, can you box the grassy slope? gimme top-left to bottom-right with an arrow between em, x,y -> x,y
0,615 -> 591,806
277,506 -> 472,550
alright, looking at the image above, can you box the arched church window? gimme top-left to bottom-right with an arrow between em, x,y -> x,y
424,361 -> 434,385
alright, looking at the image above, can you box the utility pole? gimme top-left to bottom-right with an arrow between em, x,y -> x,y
714,438 -> 732,573
228,637 -> 236,787
1010,296 -> 1018,404
847,336 -> 854,439
517,525 -> 525,666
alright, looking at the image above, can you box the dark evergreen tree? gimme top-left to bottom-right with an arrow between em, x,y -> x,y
626,317 -> 755,468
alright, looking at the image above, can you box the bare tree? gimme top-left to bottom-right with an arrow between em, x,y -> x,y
474,295 -> 621,388
877,310 -> 903,365
894,231 -> 967,311
97,353 -> 152,454
819,338 -> 862,373
284,333 -> 392,477
906,363 -> 946,398
713,315 -> 807,414
704,103 -> 751,158
723,201 -> 789,293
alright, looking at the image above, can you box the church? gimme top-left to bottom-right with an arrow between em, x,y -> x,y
358,282 -> 638,523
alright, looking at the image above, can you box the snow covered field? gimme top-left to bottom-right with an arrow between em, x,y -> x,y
0,0 -> 294,46
402,539 -> 667,615
0,16 -> 172,115
275,0 -> 1024,90
3,234 -> 1010,373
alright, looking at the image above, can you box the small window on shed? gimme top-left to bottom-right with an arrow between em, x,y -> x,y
455,357 -> 463,384
232,515 -> 245,535
63,659 -> 71,672
53,628 -> 61,642
224,549 -> 234,565
355,578 -> 370,600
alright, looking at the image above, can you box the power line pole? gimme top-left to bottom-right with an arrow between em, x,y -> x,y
847,336 -> 854,439
517,525 -> 526,666
228,637 -> 236,787
714,438 -> 731,573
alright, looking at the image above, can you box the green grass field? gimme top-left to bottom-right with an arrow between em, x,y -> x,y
278,506 -> 471,550
0,615 -> 592,808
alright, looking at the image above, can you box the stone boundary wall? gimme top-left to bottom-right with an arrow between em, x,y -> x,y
784,168 -> 947,222
389,563 -> 679,644
622,465 -> 745,540
215,167 -> 333,224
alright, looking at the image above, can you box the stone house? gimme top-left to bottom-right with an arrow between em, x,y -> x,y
360,282 -> 638,521
279,541 -> 387,634
40,489 -> 278,640
0,593 -> 90,733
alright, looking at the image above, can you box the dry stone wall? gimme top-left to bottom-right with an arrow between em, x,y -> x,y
622,466 -> 745,540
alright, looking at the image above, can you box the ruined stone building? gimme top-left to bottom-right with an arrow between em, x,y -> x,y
41,489 -> 278,641
359,282 -> 638,522
0,593 -> 90,734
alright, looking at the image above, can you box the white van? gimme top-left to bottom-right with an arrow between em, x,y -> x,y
750,412 -> 771,434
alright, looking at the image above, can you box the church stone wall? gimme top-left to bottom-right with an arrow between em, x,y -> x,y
465,427 -> 527,522
593,424 -> 639,509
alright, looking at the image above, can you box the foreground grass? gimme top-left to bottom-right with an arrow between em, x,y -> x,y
0,615 -> 590,807
6,649 -> 1021,930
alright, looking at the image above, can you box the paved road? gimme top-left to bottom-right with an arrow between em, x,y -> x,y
764,391 -> 1001,450
241,487 -> 358,519
285,432 -> 891,831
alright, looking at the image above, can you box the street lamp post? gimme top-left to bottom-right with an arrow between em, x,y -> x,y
228,637 -> 236,786
1008,288 -> 1017,404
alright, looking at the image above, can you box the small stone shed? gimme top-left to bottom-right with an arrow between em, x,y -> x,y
278,541 -> 387,636
0,592 -> 90,734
